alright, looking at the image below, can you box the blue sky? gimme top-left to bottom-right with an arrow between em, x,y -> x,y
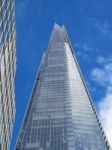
10,0 -> 112,149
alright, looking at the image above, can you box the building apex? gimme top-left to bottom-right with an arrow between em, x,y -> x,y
53,23 -> 61,29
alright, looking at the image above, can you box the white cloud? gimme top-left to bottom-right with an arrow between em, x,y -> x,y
96,55 -> 112,64
91,68 -> 106,86
95,22 -> 112,39
91,63 -> 112,86
90,58 -> 112,148
74,43 -> 93,52
98,88 -> 112,148
96,56 -> 106,64
76,51 -> 89,61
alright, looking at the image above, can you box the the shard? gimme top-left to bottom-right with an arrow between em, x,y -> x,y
15,24 -> 110,150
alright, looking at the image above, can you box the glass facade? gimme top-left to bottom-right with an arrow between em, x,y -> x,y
15,24 -> 110,150
0,0 -> 16,149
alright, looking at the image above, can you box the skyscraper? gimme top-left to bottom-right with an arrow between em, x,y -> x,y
0,0 -> 16,149
15,24 -> 110,150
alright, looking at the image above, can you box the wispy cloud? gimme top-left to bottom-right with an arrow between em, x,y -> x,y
74,43 -> 97,63
75,43 -> 94,52
87,81 -> 96,93
16,0 -> 45,18
91,63 -> 112,86
96,56 -> 106,64
95,21 -> 112,39
74,43 -> 90,62
76,50 -> 89,61
90,56 -> 112,147
16,0 -> 30,17
74,43 -> 101,65
96,55 -> 112,65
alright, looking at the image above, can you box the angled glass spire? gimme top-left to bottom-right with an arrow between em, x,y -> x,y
15,24 -> 110,150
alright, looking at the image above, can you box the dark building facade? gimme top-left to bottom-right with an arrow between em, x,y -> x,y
15,24 -> 110,150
